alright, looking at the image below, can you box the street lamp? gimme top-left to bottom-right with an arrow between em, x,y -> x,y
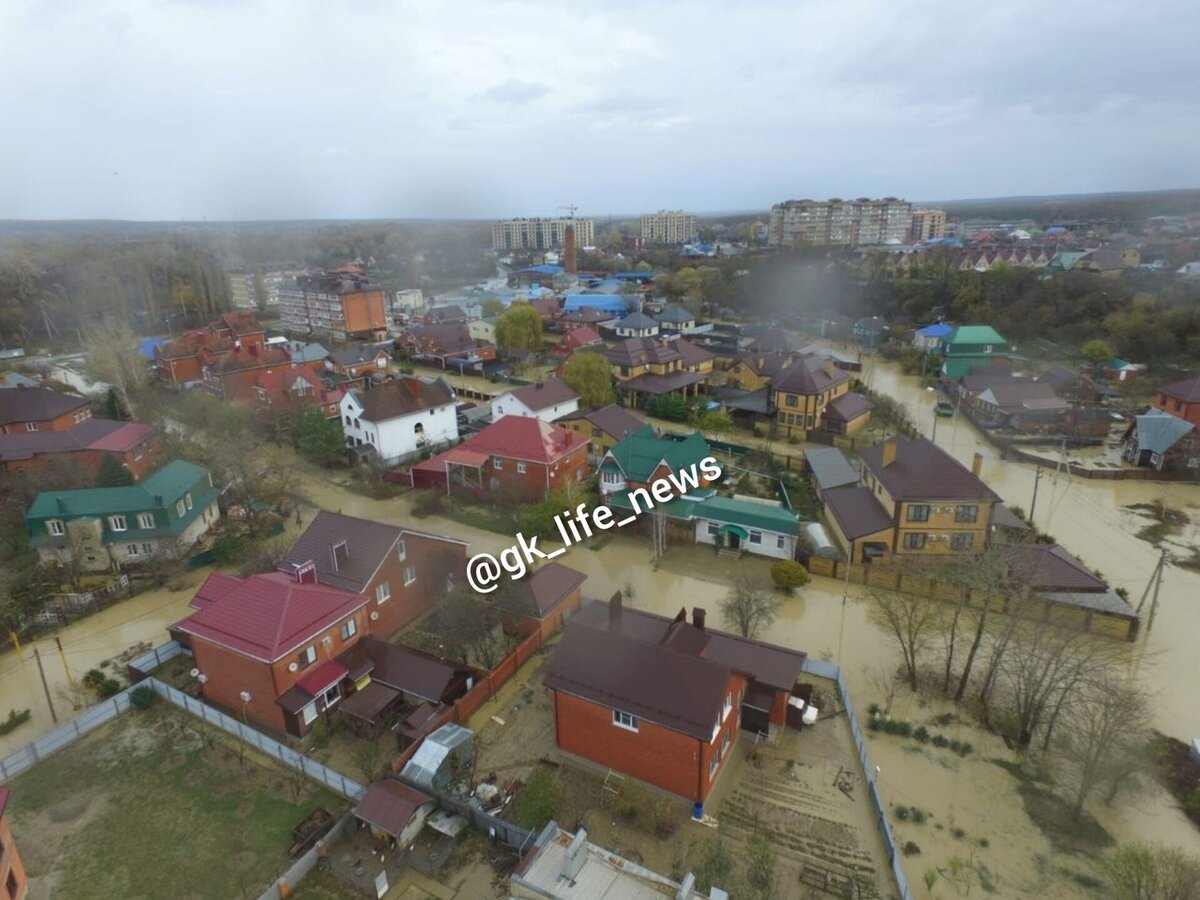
926,386 -> 938,442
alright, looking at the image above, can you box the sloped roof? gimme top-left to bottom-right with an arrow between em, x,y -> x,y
505,563 -> 587,618
618,370 -> 705,395
1131,409 -> 1195,455
859,436 -> 1000,501
0,386 -> 89,426
27,459 -> 209,519
0,418 -> 155,462
605,425 -> 710,483
977,381 -> 1061,411
946,325 -> 1007,347
674,340 -> 715,367
1157,374 -> 1200,404
455,415 -> 587,463
773,356 -> 850,395
560,307 -> 618,325
561,325 -> 602,347
336,636 -> 471,703
175,572 -> 369,662
500,378 -> 579,413
822,485 -> 893,539
805,447 -> 861,491
916,323 -> 954,338
996,543 -> 1107,592
206,345 -> 291,375
823,392 -> 873,422
560,404 -> 645,441
355,780 -> 434,837
691,495 -> 801,535
352,377 -> 455,423
607,337 -> 681,369
656,305 -> 695,324
616,311 -> 659,330
328,345 -> 389,366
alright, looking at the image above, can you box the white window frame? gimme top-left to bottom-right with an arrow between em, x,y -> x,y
493,456 -> 504,470
612,709 -> 639,732
397,540 -> 407,562
300,701 -> 318,725
185,492 -> 193,511
126,543 -> 139,557
776,535 -> 786,550
749,531 -> 763,545
706,522 -> 719,536
26,421 -> 38,432
133,445 -> 143,460
137,512 -> 155,529
299,645 -> 317,668
47,519 -> 65,536
341,618 -> 357,640
375,582 -> 391,604
403,566 -> 416,587
109,515 -> 127,532
176,499 -> 186,517
322,684 -> 340,707
517,461 -> 527,474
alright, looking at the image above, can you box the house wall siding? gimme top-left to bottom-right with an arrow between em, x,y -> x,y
0,809 -> 27,900
365,533 -> 467,638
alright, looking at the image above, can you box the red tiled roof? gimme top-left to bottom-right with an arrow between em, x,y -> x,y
0,418 -> 155,461
207,345 -> 292,375
175,572 -> 368,662
457,415 -> 587,463
189,572 -> 244,609
296,660 -> 348,696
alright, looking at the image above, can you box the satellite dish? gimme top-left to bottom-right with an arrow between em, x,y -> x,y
189,668 -> 200,678
370,611 -> 379,621
239,691 -> 253,703
288,662 -> 299,672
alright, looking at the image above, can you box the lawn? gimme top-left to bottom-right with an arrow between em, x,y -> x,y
3,704 -> 348,900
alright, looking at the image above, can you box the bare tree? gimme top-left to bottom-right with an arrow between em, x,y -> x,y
1100,843 -> 1200,900
85,317 -> 150,420
719,574 -> 779,639
868,584 -> 941,692
1056,671 -> 1153,821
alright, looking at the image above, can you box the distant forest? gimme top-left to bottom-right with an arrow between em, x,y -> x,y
0,221 -> 494,348
940,189 -> 1200,225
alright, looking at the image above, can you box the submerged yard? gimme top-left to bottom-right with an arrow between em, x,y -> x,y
4,705 -> 347,900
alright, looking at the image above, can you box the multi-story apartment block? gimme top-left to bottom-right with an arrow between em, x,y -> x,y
768,198 -> 912,248
278,269 -> 388,342
910,208 -> 947,242
492,218 -> 595,251
639,210 -> 697,245
228,267 -> 311,309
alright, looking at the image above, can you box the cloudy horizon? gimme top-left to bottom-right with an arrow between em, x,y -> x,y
2,0 -> 1198,221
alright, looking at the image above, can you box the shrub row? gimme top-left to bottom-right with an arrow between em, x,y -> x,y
866,713 -> 973,756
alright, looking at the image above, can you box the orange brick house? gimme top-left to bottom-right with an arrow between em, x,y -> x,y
498,563 -> 587,640
1153,373 -> 1200,428
174,570 -> 371,737
0,789 -> 27,900
153,311 -> 265,386
201,343 -> 294,401
0,386 -> 91,434
411,415 -> 589,501
544,598 -> 807,811
0,419 -> 160,483
280,511 -> 468,639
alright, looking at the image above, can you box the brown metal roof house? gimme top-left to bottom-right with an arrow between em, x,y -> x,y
543,595 -> 806,811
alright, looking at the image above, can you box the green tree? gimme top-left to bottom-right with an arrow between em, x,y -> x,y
94,453 -> 134,487
297,407 -> 346,467
561,351 -> 615,407
1100,843 -> 1200,900
495,302 -> 544,353
1080,338 -> 1116,367
481,297 -> 505,317
698,409 -> 733,440
770,560 -> 810,593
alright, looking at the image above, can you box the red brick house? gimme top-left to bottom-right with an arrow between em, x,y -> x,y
551,326 -> 603,357
498,563 -> 586,640
0,788 -> 27,900
252,363 -> 345,420
153,312 -> 265,386
0,419 -> 160,482
325,346 -> 393,388
1153,374 -> 1200,427
280,510 -> 467,639
544,597 -> 806,810
210,310 -> 266,348
394,323 -> 496,369
201,343 -> 294,401
174,570 -> 370,737
0,386 -> 91,434
411,415 -> 589,501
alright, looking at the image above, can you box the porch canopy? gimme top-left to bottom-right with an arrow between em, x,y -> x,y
340,681 -> 402,728
718,523 -> 750,539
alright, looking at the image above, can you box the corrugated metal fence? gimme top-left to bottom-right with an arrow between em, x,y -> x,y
125,638 -> 186,680
802,658 -> 912,900
0,684 -> 135,781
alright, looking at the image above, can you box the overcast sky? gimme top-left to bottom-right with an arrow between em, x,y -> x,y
2,0 -> 1198,221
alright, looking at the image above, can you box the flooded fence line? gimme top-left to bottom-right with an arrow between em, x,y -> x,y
803,657 -> 913,900
125,638 -> 186,681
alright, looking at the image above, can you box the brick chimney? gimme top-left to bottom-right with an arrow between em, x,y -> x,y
609,591 -> 623,630
882,437 -> 898,467
825,358 -> 835,377
972,452 -> 983,478
693,607 -> 706,630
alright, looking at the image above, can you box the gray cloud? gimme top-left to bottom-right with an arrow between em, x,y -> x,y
478,79 -> 551,104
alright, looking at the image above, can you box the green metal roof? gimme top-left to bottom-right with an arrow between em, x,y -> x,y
946,325 -> 1007,347
607,488 -> 801,535
604,425 -> 712,483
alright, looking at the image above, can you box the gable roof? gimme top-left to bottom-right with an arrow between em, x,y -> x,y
328,345 -> 389,366
27,459 -> 210,519
605,425 -> 710,482
354,780 -> 434,837
823,392 -> 873,422
996,543 -> 1107,592
689,494 -> 801,535
561,325 -> 602,347
859,436 -> 1000,502
656,305 -> 695,324
280,510 -> 465,594
674,340 -> 715,367
1130,408 -> 1195,455
336,635 -> 471,702
805,447 -> 861,492
206,345 -> 292,375
401,322 -> 480,355
616,311 -> 658,330
822,485 -> 893,539
0,418 -> 155,462
500,378 -> 579,413
458,415 -> 588,463
946,325 -> 1007,347
773,356 -> 850,395
977,381 -> 1061,410
351,377 -> 455,423
607,337 -> 682,369
560,307 -> 618,325
0,386 -> 89,426
1157,374 -> 1200,404
175,571 -> 368,662
505,563 -> 587,618
560,404 -> 645,440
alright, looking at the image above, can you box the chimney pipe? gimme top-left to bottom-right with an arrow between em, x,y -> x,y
972,452 -> 983,478
882,437 -> 898,468
693,607 -> 706,630
825,357 -> 835,377
609,591 -> 623,630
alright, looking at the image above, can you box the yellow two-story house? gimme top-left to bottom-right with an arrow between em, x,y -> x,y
607,337 -> 710,409
725,351 -> 796,391
773,357 -> 853,435
822,436 -> 999,562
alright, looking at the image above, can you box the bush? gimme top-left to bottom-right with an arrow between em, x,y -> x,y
956,741 -> 974,757
514,769 -> 560,830
788,434 -> 801,444
0,708 -> 31,735
130,685 -> 156,710
911,807 -> 927,824
412,490 -> 445,518
211,532 -> 251,565
868,702 -> 882,717
896,721 -> 914,738
913,726 -> 930,743
895,805 -> 910,820
952,827 -> 966,840
868,717 -> 882,731
932,734 -> 950,748
770,560 -> 810,592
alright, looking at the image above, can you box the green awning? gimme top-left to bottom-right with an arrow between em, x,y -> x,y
718,524 -> 750,539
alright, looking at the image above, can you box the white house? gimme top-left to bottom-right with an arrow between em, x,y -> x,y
490,378 -> 580,423
341,376 -> 459,465
611,311 -> 660,339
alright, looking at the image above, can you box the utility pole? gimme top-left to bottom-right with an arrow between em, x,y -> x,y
34,648 -> 58,724
1136,549 -> 1168,636
55,637 -> 73,683
1028,466 -> 1043,523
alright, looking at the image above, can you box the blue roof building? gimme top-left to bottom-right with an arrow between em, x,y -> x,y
562,295 -> 629,317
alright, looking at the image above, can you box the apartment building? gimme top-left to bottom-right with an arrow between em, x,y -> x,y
910,208 -> 947,241
492,218 -> 595,251
278,270 -> 388,342
768,198 -> 912,247
228,267 -> 310,309
639,210 -> 697,245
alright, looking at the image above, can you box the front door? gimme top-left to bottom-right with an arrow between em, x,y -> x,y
728,532 -> 741,550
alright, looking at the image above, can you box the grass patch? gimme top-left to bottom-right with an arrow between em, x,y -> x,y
5,708 -> 346,900
1015,781 -> 1115,857
1125,500 -> 1189,546
288,867 -> 361,899
1149,731 -> 1200,830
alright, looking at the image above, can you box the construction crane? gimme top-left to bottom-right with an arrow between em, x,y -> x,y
558,203 -> 578,219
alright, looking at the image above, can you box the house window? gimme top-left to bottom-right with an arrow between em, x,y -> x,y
137,512 -> 155,529
951,533 -> 975,551
176,499 -> 186,517
133,444 -> 143,461
26,421 -> 38,432
126,543 -> 139,557
341,618 -> 358,640
723,692 -> 733,721
517,461 -> 527,474
903,533 -> 927,550
955,505 -> 978,523
299,645 -> 317,668
749,531 -> 762,545
397,540 -> 407,561
376,582 -> 391,604
47,519 -> 65,536
323,684 -> 341,707
707,522 -> 720,536
185,493 -> 193,510
404,566 -> 416,586
493,456 -> 504,470
141,543 -> 154,554
776,535 -> 786,550
300,701 -> 318,725
907,504 -> 930,522
414,422 -> 424,435
601,470 -> 621,485
612,709 -> 639,732
785,394 -> 798,407
344,415 -> 352,426
109,515 -> 127,532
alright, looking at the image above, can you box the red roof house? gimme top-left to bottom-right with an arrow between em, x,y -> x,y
552,326 -> 604,357
174,570 -> 370,736
252,362 -> 345,420
0,417 -> 161,482
410,415 -> 589,501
